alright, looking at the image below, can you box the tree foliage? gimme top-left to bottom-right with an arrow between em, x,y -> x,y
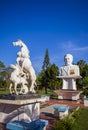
0,61 -> 5,68
77,60 -> 86,78
77,60 -> 88,89
37,63 -> 61,94
42,48 -> 50,72
0,61 -> 10,90
54,115 -> 75,130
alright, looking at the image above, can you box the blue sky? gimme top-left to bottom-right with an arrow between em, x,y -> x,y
0,0 -> 88,74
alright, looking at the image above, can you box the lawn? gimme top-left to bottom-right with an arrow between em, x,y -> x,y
72,108 -> 88,130
0,89 -> 10,94
36,89 -> 58,98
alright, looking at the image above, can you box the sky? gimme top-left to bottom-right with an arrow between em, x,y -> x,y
0,0 -> 88,74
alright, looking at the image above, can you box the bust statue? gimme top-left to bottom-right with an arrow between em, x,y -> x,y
59,54 -> 81,90
59,54 -> 80,77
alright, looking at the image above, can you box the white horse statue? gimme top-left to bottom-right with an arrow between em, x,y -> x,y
13,40 -> 36,93
9,64 -> 28,95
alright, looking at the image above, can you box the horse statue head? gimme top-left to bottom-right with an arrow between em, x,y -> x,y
13,39 -> 30,58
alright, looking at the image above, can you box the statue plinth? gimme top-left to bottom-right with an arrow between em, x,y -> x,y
54,89 -> 82,100
0,93 -> 41,100
56,74 -> 81,100
0,94 -> 45,124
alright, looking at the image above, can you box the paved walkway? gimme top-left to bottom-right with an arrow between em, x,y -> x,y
40,99 -> 84,130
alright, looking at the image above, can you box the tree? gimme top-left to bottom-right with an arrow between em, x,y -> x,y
77,60 -> 87,89
77,60 -> 86,78
0,61 -> 5,79
42,48 -> 50,72
36,71 -> 45,90
0,61 -> 10,90
82,64 -> 88,97
47,64 -> 61,90
40,64 -> 61,94
0,61 -> 6,89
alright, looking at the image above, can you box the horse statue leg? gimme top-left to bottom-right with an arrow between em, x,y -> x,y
29,80 -> 36,93
9,82 -> 14,94
14,83 -> 19,95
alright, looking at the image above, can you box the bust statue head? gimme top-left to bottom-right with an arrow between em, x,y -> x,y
64,54 -> 73,66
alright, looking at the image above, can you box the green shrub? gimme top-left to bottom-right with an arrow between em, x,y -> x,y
54,120 -> 66,130
72,108 -> 82,120
54,115 -> 75,130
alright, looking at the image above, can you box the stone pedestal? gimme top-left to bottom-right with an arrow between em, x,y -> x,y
54,90 -> 81,100
0,94 -> 45,124
56,75 -> 81,100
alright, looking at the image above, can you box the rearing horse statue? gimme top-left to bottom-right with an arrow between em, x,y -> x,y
13,40 -> 36,93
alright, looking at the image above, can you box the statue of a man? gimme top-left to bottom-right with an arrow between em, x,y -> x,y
59,54 -> 80,90
59,54 -> 80,77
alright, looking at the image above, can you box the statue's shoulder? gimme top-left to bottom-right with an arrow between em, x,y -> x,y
60,65 -> 66,69
72,64 -> 79,68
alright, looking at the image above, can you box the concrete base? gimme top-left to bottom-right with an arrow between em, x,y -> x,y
54,90 -> 81,101
0,97 -> 45,124
53,105 -> 69,119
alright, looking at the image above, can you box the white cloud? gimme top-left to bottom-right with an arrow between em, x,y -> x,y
59,40 -> 88,52
60,40 -> 75,51
72,46 -> 88,51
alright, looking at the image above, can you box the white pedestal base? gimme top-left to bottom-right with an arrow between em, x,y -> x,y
0,98 -> 44,123
62,78 -> 76,90
54,90 -> 81,101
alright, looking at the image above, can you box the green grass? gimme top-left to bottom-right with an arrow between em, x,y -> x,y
36,89 -> 58,98
72,108 -> 88,130
0,89 -> 10,94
